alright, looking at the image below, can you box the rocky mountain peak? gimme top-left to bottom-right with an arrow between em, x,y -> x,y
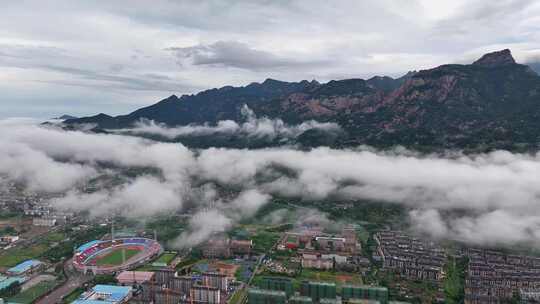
64,47 -> 540,150
473,49 -> 516,67
165,94 -> 179,100
262,78 -> 286,85
56,115 -> 78,120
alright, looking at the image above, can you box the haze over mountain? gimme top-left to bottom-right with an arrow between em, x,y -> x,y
66,49 -> 540,151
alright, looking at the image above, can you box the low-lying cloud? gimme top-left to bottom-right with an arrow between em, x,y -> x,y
410,209 -> 540,247
2,119 -> 540,247
171,189 -> 270,248
113,105 -> 341,141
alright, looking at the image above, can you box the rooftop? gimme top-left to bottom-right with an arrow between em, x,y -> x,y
248,288 -> 287,296
93,284 -> 131,295
76,284 -> 132,303
7,259 -> 42,274
0,277 -> 26,290
342,284 -> 388,291
76,240 -> 103,252
305,281 -> 336,287
73,300 -> 116,304
115,271 -> 154,283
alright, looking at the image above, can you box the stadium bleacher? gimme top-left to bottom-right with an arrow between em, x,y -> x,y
73,238 -> 162,273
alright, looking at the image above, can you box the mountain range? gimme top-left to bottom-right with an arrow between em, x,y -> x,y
65,49 -> 540,151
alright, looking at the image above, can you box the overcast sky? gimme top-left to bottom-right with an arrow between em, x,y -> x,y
2,0 -> 540,118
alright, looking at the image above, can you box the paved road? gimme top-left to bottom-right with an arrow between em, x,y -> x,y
230,233 -> 282,304
36,258 -> 93,304
21,274 -> 56,291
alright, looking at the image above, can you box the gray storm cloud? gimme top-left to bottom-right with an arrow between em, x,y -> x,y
2,119 -> 540,247
166,41 -> 331,71
112,105 -> 341,140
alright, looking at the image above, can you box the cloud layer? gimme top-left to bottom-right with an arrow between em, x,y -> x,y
2,119 -> 540,247
113,105 -> 341,141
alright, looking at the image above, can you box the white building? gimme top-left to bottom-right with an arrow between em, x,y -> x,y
32,216 -> 57,227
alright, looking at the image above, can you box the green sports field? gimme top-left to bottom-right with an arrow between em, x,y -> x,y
155,252 -> 177,265
96,248 -> 141,266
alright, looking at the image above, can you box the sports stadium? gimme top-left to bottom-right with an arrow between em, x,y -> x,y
73,238 -> 163,274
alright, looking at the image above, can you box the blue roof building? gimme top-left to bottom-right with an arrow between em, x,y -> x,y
72,301 -> 112,304
0,276 -> 26,290
7,260 -> 43,275
76,240 -> 103,253
73,284 -> 132,304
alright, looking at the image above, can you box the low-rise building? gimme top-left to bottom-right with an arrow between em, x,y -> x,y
0,235 -> 19,245
375,231 -> 445,283
0,276 -> 26,293
464,248 -> 540,303
73,284 -> 132,304
24,206 -> 51,216
116,271 -> 155,285
302,252 -> 334,270
520,288 -> 540,303
6,259 -> 43,276
202,237 -> 253,259
283,227 -> 360,255
210,261 -> 239,277
32,216 -> 57,227
315,236 -> 346,252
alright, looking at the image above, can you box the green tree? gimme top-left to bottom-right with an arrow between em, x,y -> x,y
444,256 -> 468,304
93,274 -> 117,285
0,281 -> 21,298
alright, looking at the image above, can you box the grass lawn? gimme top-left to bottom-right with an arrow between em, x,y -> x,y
8,281 -> 57,304
96,248 -> 141,266
62,288 -> 85,304
0,211 -> 20,220
134,264 -> 163,271
0,230 -> 72,267
155,252 -> 177,265
135,253 -> 177,271
0,244 -> 49,267
44,232 -> 66,242
252,231 -> 280,253
253,269 -> 363,294
298,269 -> 363,286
